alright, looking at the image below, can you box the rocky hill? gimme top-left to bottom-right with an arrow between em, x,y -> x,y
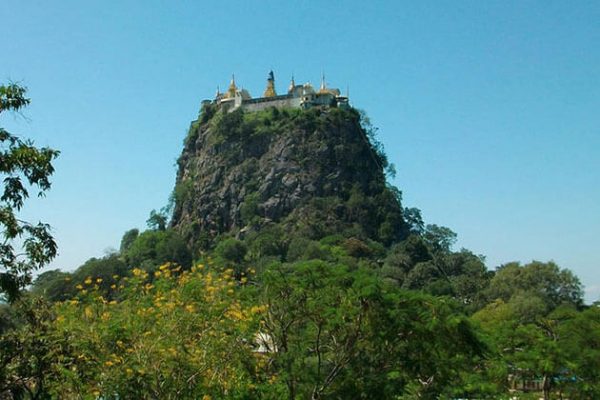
171,104 -> 408,250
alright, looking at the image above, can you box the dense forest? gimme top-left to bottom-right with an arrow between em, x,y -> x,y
1,84 -> 598,399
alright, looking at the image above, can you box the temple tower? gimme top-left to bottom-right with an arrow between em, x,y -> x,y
288,75 -> 296,93
263,70 -> 277,97
226,75 -> 237,98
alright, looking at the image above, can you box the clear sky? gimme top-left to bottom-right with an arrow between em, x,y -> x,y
2,1 -> 599,302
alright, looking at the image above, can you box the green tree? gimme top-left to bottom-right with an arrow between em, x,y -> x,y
30,269 -> 74,302
147,209 -> 167,231
560,305 -> 600,398
214,238 -> 247,265
123,229 -> 192,270
119,228 -> 139,253
472,299 -> 578,400
261,260 -> 485,399
0,296 -> 64,398
0,84 -> 59,302
485,261 -> 583,312
423,224 -> 457,253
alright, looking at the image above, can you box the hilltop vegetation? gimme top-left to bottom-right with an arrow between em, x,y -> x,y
1,94 -> 599,399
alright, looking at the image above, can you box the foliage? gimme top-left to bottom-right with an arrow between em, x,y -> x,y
146,209 -> 168,231
122,229 -> 192,270
356,109 -> 394,177
119,228 -> 139,253
484,261 -> 583,313
4,240 -> 598,400
172,179 -> 193,207
559,305 -> 600,398
31,269 -> 74,302
260,260 -> 486,399
381,233 -> 490,310
471,268 -> 588,400
2,263 -> 268,399
0,296 -> 62,399
239,193 -> 260,226
0,83 -> 59,302
214,238 -> 247,266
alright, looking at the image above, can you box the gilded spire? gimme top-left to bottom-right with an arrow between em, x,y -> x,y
263,70 -> 277,97
226,74 -> 237,98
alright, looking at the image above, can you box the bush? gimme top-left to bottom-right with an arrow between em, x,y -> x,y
214,238 -> 247,265
123,230 -> 192,270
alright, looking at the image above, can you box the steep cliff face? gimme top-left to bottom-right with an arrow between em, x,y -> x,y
171,105 -> 407,249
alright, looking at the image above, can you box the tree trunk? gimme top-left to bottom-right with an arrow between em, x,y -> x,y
542,374 -> 551,400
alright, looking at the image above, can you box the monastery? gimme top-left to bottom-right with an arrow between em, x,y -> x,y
205,71 -> 350,112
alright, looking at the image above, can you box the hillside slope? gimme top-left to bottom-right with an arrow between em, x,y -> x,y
171,105 -> 408,250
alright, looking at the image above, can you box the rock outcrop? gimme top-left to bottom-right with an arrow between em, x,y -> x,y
171,105 -> 407,249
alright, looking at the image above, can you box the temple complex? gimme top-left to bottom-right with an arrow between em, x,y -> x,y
207,71 -> 350,113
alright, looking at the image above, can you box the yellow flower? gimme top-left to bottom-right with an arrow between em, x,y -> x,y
84,306 -> 93,318
116,340 -> 124,347
69,299 -> 79,305
126,368 -> 134,375
110,284 -> 116,289
93,390 -> 100,397
202,395 -> 212,400
154,270 -> 162,277
84,277 -> 93,285
101,312 -> 110,321
185,304 -> 195,313
250,305 -> 267,315
104,360 -> 114,367
132,268 -> 143,276
76,284 -> 83,290
64,277 -> 71,282
96,278 -> 103,283
159,263 -> 170,271
112,274 -> 119,279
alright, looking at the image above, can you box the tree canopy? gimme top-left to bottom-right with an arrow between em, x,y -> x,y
0,83 -> 59,302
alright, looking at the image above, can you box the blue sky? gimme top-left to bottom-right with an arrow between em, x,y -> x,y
2,1 -> 599,302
